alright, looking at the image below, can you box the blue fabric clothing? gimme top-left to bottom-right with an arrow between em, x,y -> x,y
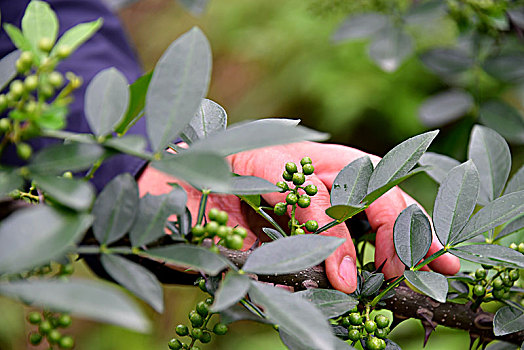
0,0 -> 148,192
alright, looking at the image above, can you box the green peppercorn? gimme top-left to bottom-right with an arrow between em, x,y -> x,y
191,328 -> 203,340
233,227 -> 248,239
286,193 -> 298,205
168,338 -> 183,350
197,278 -> 207,292
341,316 -> 351,327
295,228 -> 305,235
473,284 -> 486,297
493,277 -> 504,290
28,311 -> 42,325
196,301 -> 209,317
19,51 -> 34,68
493,288 -> 505,299
348,313 -> 362,326
59,335 -> 74,349
300,157 -> 312,166
374,327 -> 389,339
475,268 -> 487,280
47,329 -> 61,344
304,184 -> 318,196
375,314 -> 389,329
38,320 -> 52,334
29,332 -> 42,345
48,72 -> 64,88
347,329 -> 360,342
189,311 -> 204,328
39,83 -> 55,98
276,181 -> 289,193
292,173 -> 306,186
282,171 -> 293,181
24,75 -> 38,91
56,45 -> 72,59
364,320 -> 377,333
297,194 -> 311,208
304,220 -> 318,232
225,234 -> 243,250
200,331 -> 212,343
10,80 -> 24,98
509,270 -> 519,281
274,202 -> 287,216
215,211 -> 228,225
216,226 -> 228,239
213,323 -> 228,335
205,221 -> 219,236
366,336 -> 385,350
176,324 -> 189,336
285,162 -> 298,174
302,163 -> 314,175
209,245 -> 220,254
205,297 -> 214,305
208,208 -> 219,221
502,273 -> 513,287
57,314 -> 72,328
192,225 -> 205,237
38,37 -> 54,52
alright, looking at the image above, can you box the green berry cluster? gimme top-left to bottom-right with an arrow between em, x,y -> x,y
469,266 -> 521,302
27,310 -> 74,349
191,208 -> 247,251
340,307 -> 390,350
274,157 -> 319,235
168,281 -> 229,350
490,268 -> 520,300
0,38 -> 81,160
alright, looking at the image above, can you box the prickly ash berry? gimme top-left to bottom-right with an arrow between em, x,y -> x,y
475,268 -> 487,280
286,193 -> 298,205
196,301 -> 209,317
347,329 -> 360,342
191,328 -> 203,339
295,228 -> 305,235
189,311 -> 204,328
302,163 -> 314,175
208,208 -> 219,221
305,220 -> 318,232
492,277 -> 504,290
233,227 -> 248,239
29,332 -> 42,345
473,284 -> 486,297
38,320 -> 52,334
215,211 -> 229,225
47,329 -> 61,344
285,162 -> 298,174
205,221 -> 219,235
297,194 -> 311,208
348,313 -> 362,326
200,331 -> 212,343
28,311 -> 42,324
59,335 -> 74,349
213,323 -> 228,335
57,314 -> 72,327
375,327 -> 388,339
509,269 -> 519,281
304,184 -> 318,196
292,172 -> 305,186
300,157 -> 312,166
364,320 -> 377,333
276,181 -> 289,192
176,324 -> 189,336
225,234 -> 243,250
375,314 -> 389,329
168,338 -> 183,350
274,202 -> 287,216
197,278 -> 207,292
282,171 -> 293,181
216,226 -> 228,239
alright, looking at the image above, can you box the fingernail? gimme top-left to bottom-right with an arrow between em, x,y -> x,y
339,255 -> 357,290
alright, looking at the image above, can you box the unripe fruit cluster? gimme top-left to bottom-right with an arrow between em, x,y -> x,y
341,308 -> 390,349
490,267 -> 520,300
26,310 -> 74,348
191,208 -> 247,251
274,157 -> 319,235
168,291 -> 228,350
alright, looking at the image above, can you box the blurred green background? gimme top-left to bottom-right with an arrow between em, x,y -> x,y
1,0 -> 522,349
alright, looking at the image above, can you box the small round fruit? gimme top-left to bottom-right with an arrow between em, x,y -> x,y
276,181 -> 289,193
191,328 -> 203,339
285,162 -> 298,174
192,225 -> 205,237
510,242 -> 518,250
347,329 -> 360,342
10,80 -> 24,98
297,195 -> 311,208
39,83 -> 55,98
473,284 -> 486,297
300,157 -> 312,166
189,311 -> 204,328
295,228 -> 305,235
509,269 -> 519,281
200,331 -> 212,343
286,193 -> 298,205
374,327 -> 388,339
62,171 -> 73,179
38,37 -> 54,52
28,311 -> 42,324
205,297 -> 214,305
274,202 -> 287,216
364,320 -> 377,333
475,268 -> 487,280
47,329 -> 61,344
48,71 -> 64,88
196,301 -> 209,317
168,338 -> 183,350
348,313 -> 362,326
60,264 -> 74,276
341,317 -> 351,327
213,323 -> 228,335
225,234 -> 243,250
209,245 -> 220,254
59,335 -> 74,349
29,332 -> 42,345
176,324 -> 189,336
233,227 -> 248,239
375,314 -> 389,329
292,173 -> 305,186
197,278 -> 207,292
304,184 -> 318,196
17,143 -> 32,160
366,336 -> 384,350
302,163 -> 314,175
305,220 -> 318,232
205,221 -> 219,236
38,320 -> 52,334
57,314 -> 72,328
215,211 -> 228,225
208,208 -> 219,221
19,51 -> 34,67
493,288 -> 505,299
493,277 -> 504,290
56,45 -> 72,59
216,226 -> 228,239
502,274 -> 513,287
282,171 -> 293,181
24,75 -> 38,91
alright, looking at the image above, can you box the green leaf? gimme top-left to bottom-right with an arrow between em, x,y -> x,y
419,90 -> 473,127
403,270 -> 448,303
405,1 -> 446,24
103,135 -> 149,159
221,175 -> 279,195
420,48 -> 473,77
433,161 -> 480,246
211,272 -> 250,312
325,204 -> 366,222
508,8 -> 524,28
361,273 -> 384,297
3,24 -> 32,52
178,0 -> 209,15
418,152 -> 460,184
37,105 -> 67,130
93,173 -> 139,245
242,235 -> 344,274
21,0 -> 58,51
114,71 -> 152,134
187,119 -> 328,157
393,204 -> 432,267
483,54 -> 524,84
330,156 -> 373,206
332,13 -> 388,42
453,190 -> 524,244
295,289 -> 358,319
367,130 -> 438,195
0,206 -> 92,274
151,151 -> 232,193
85,68 -> 129,136
449,244 -> 524,270
145,244 -> 229,275
368,27 -> 413,73
28,142 -> 106,174
262,227 -> 285,240
100,254 -> 164,313
129,187 -> 187,247
480,100 -> 524,145
51,18 -> 103,56
239,194 -> 261,207
496,215 -> 524,241
181,99 -> 227,145
504,164 -> 524,195
0,170 -> 23,197
363,167 -> 429,205
249,281 -> 336,350
146,27 -> 211,151
0,50 -> 20,90
32,174 -> 95,211
493,306 -> 524,336
468,125 -> 511,205
0,279 -> 150,332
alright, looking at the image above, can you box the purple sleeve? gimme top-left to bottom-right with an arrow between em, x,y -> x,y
0,0 -> 149,192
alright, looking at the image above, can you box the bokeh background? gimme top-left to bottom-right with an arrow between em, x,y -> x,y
1,0 -> 523,349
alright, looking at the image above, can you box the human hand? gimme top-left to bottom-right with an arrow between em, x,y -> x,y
138,141 -> 460,294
